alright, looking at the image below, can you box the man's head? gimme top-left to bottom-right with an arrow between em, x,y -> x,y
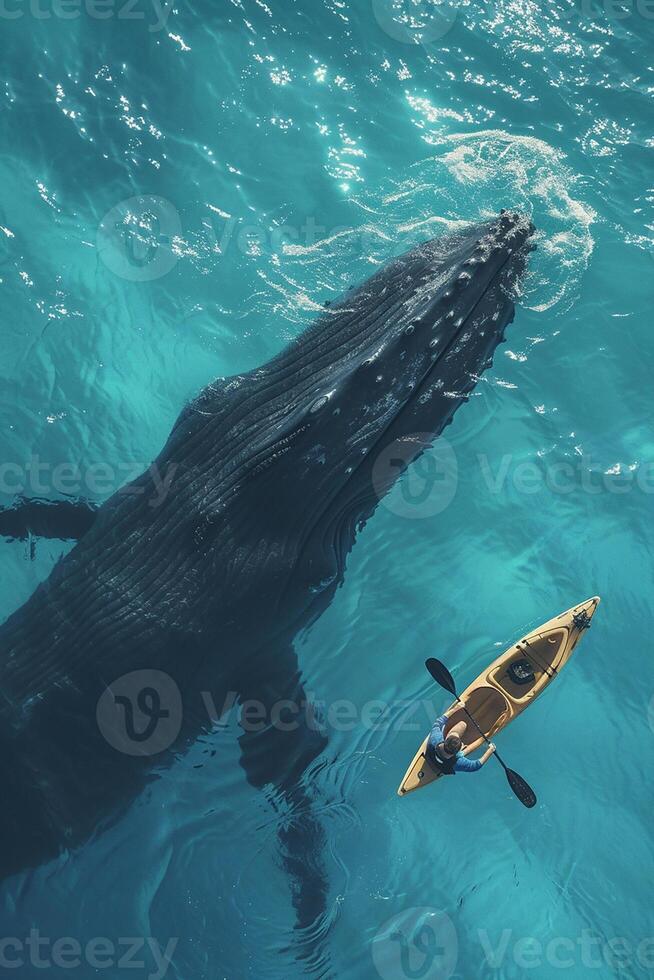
443,733 -> 462,756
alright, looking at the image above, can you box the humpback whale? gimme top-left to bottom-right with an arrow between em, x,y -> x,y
0,211 -> 535,921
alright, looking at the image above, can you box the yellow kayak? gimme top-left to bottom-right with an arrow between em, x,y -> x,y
397,596 -> 601,797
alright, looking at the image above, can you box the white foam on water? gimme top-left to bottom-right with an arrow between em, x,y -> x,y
272,129 -> 596,318
256,130 -> 596,325
390,129 -> 596,314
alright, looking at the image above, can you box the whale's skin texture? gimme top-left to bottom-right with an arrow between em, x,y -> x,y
0,212 -> 534,916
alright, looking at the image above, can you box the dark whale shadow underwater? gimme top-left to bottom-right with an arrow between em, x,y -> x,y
0,212 -> 535,936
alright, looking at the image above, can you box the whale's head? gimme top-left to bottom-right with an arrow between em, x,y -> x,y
174,212 -> 535,635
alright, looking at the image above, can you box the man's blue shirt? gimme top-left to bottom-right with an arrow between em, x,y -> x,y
427,715 -> 482,772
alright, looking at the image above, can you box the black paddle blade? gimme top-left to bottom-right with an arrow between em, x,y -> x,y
425,658 -> 457,697
506,768 -> 537,809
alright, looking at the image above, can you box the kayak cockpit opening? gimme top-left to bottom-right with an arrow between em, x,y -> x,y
446,686 -> 510,752
492,628 -> 568,702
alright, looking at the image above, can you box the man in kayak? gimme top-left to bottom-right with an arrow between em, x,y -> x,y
426,716 -> 496,775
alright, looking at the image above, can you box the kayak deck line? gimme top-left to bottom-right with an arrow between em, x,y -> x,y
397,596 -> 601,797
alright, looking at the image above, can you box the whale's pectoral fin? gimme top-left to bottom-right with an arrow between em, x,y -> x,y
236,646 -> 329,933
237,652 -> 327,795
0,497 -> 99,542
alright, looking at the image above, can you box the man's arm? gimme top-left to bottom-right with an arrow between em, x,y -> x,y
454,755 -> 483,773
455,744 -> 496,772
428,715 -> 449,746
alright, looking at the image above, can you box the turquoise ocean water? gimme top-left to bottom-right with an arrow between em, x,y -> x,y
1,1 -> 653,977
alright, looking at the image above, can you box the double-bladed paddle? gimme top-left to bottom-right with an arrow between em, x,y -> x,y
425,657 -> 537,809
